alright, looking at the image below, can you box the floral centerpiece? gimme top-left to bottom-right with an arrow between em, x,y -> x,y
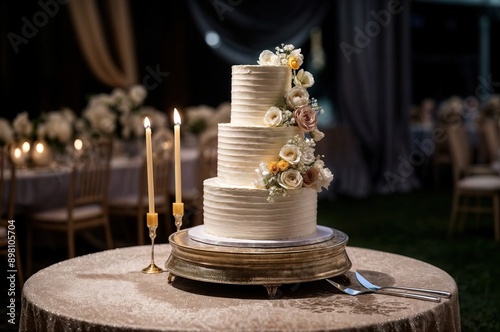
254,44 -> 333,202
12,111 -> 34,141
35,108 -> 75,151
81,85 -> 167,157
82,85 -> 166,140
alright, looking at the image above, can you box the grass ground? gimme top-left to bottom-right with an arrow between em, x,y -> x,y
318,188 -> 500,332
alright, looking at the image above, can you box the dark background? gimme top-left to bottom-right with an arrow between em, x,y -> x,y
1,0 -> 499,121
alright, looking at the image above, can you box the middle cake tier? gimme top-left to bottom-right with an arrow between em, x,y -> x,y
217,123 -> 302,187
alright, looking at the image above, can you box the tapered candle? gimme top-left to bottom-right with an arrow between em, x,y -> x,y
144,117 -> 155,215
173,109 -> 182,203
173,108 -> 184,216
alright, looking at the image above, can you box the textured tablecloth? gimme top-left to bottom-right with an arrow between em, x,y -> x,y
20,245 -> 461,332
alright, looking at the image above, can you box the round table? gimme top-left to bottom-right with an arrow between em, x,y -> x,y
20,245 -> 461,332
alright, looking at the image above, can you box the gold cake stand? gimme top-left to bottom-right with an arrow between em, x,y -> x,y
165,226 -> 351,297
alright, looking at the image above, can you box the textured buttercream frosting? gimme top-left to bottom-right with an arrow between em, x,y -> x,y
203,178 -> 317,240
201,62 -> 320,241
217,124 -> 302,186
231,65 -> 292,126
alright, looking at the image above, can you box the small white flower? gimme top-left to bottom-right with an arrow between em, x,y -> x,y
294,69 -> 315,88
279,144 -> 301,165
278,169 -> 303,189
258,50 -> 281,66
263,107 -> 283,127
129,85 -> 147,104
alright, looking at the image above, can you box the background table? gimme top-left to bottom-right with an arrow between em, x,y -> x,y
20,243 -> 460,331
3,148 -> 198,213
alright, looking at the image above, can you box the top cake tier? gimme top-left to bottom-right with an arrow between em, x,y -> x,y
231,65 -> 292,126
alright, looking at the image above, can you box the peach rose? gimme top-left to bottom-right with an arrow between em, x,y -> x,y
268,161 -> 280,174
277,159 -> 290,171
287,56 -> 300,70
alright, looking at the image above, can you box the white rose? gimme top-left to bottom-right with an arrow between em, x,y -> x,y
314,159 -> 334,190
263,107 -> 283,127
278,169 -> 303,189
129,85 -> 147,104
43,112 -> 73,143
279,144 -> 301,165
13,111 -> 33,137
301,148 -> 316,165
311,129 -> 325,141
286,86 -> 309,109
294,69 -> 315,88
83,105 -> 116,135
258,50 -> 280,66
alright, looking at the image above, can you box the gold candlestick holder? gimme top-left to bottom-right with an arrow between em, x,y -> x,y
173,203 -> 184,232
142,213 -> 162,274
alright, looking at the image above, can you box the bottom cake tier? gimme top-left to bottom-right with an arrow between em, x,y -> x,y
165,226 -> 351,297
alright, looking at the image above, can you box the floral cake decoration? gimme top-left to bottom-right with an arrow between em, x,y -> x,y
254,44 -> 333,202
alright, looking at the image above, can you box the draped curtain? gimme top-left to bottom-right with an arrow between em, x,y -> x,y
68,0 -> 137,88
333,0 -> 418,194
187,0 -> 331,64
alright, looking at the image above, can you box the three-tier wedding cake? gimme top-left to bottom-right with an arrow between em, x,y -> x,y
201,44 -> 333,241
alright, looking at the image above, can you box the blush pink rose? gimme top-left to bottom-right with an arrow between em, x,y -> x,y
302,167 -> 320,188
293,105 -> 318,132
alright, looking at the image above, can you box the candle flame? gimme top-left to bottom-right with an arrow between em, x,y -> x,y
22,141 -> 30,153
36,142 -> 44,153
144,116 -> 151,129
74,138 -> 83,151
173,108 -> 181,125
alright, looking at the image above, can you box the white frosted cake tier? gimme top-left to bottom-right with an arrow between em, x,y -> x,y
231,65 -> 291,126
217,124 -> 302,186
203,178 -> 317,240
